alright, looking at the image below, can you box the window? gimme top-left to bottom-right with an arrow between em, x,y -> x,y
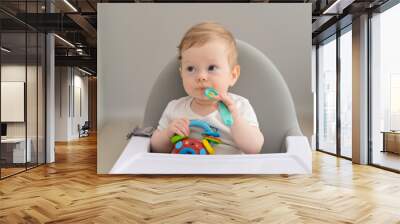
0,1 -> 47,179
370,2 -> 400,171
340,28 -> 352,158
317,36 -> 337,154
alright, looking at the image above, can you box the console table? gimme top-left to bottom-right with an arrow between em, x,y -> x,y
0,138 -> 32,164
381,131 -> 400,154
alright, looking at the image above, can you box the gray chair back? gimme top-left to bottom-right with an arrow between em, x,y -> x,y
143,40 -> 302,153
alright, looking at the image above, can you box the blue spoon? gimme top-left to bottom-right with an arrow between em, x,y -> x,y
204,87 -> 234,127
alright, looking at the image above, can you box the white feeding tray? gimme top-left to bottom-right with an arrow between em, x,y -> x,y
110,135 -> 311,174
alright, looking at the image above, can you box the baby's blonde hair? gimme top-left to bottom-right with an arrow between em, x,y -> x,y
178,21 -> 238,68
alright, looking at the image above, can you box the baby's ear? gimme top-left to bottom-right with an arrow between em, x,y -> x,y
230,64 -> 240,86
178,66 -> 183,78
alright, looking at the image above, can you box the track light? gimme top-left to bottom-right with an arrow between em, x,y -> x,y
1,47 -> 11,53
322,0 -> 355,15
78,67 -> 93,76
63,0 -> 78,12
54,34 -> 75,48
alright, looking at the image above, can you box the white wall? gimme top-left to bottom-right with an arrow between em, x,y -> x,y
55,67 -> 89,141
1,64 -> 47,164
97,3 -> 312,173
72,73 -> 89,138
1,65 -> 39,137
55,67 -> 69,141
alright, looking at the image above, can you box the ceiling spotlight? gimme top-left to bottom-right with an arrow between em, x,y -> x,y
76,49 -> 84,55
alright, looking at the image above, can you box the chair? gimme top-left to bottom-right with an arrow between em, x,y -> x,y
79,121 -> 90,138
110,40 -> 312,174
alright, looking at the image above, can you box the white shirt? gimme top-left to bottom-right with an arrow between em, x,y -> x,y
157,93 -> 259,154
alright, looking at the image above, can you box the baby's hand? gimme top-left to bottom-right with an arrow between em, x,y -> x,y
167,118 -> 190,137
215,92 -> 238,117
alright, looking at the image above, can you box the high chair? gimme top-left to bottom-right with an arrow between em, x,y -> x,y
110,40 -> 312,174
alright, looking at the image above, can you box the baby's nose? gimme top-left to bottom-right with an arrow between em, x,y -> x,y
197,72 -> 208,82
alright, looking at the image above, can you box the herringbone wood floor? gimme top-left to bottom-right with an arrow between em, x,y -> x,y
1,134 -> 400,224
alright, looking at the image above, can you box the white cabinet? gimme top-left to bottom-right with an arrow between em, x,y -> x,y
1,138 -> 32,163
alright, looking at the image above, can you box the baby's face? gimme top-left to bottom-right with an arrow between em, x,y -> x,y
180,39 -> 239,102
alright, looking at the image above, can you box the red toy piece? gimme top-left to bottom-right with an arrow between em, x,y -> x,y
171,138 -> 208,155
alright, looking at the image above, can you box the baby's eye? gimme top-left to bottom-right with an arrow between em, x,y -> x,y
186,66 -> 195,73
208,65 -> 218,72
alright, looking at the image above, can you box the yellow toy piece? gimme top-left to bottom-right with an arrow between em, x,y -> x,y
202,139 -> 215,155
204,136 -> 222,145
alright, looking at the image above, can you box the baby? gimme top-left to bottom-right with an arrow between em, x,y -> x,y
150,21 -> 264,154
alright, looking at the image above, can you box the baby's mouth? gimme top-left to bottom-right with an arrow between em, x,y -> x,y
199,85 -> 211,90
198,87 -> 207,92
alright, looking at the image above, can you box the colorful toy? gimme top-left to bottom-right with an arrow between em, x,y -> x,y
171,119 -> 221,155
204,87 -> 234,127
172,138 -> 208,155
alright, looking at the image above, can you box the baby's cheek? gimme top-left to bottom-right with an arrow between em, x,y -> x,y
210,81 -> 221,89
215,85 -> 229,94
182,84 -> 192,96
182,80 -> 192,89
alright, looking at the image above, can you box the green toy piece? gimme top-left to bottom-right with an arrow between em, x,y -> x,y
170,135 -> 187,144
